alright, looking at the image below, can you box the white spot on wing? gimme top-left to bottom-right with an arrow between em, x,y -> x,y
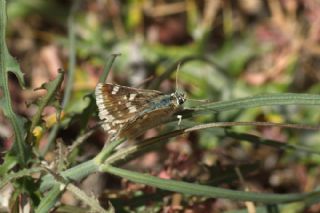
96,98 -> 104,104
95,83 -> 109,121
103,124 -> 111,130
100,109 -> 109,116
109,129 -> 117,134
129,106 -> 137,113
126,102 -> 131,108
112,119 -> 128,125
129,93 -> 137,101
111,86 -> 120,94
105,115 -> 115,121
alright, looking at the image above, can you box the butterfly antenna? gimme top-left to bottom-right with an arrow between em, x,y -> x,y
187,98 -> 213,103
175,62 -> 181,93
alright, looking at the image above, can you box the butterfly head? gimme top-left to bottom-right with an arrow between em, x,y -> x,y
171,91 -> 186,106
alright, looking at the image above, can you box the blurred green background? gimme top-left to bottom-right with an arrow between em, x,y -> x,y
2,0 -> 320,212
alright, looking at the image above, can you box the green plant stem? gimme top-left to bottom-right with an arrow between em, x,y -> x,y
0,0 -> 29,165
94,138 -> 126,164
105,130 -> 183,166
40,137 -> 124,192
40,160 -> 98,191
35,185 -> 63,213
99,53 -> 121,83
41,125 -> 58,156
66,183 -> 110,213
27,70 -> 64,144
62,1 -> 79,108
42,2 -> 79,156
104,121 -> 320,167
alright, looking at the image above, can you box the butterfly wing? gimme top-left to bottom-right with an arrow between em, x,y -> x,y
120,106 -> 179,138
95,83 -> 164,136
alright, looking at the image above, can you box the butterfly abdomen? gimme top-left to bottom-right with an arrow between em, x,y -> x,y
142,95 -> 173,112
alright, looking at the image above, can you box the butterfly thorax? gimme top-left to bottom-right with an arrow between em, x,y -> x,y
142,92 -> 185,114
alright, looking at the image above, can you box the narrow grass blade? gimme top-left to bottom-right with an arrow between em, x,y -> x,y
194,93 -> 320,113
101,165 -> 320,204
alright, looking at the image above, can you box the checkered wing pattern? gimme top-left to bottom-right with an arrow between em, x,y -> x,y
95,83 -> 164,137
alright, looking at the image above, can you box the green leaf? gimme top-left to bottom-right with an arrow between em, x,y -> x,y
194,93 -> 320,113
0,0 -> 29,165
6,48 -> 25,88
35,185 -> 63,213
0,153 -> 17,176
101,165 -> 320,204
0,167 -> 42,189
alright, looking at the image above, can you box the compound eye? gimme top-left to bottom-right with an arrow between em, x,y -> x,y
178,97 -> 185,105
170,93 -> 175,100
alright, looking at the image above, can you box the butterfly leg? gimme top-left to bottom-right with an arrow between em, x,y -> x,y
177,115 -> 182,126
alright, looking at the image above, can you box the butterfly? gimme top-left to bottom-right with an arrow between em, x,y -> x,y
95,83 -> 186,139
